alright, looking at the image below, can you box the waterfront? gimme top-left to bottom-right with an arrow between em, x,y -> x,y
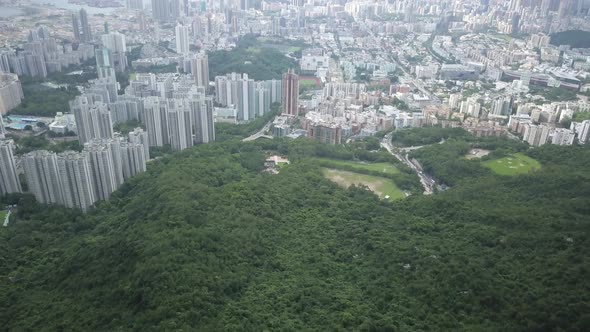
29,0 -> 119,14
0,7 -> 24,17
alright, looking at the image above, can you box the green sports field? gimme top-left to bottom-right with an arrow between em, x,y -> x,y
483,153 -> 541,176
299,78 -> 319,92
314,158 -> 400,175
322,168 -> 405,201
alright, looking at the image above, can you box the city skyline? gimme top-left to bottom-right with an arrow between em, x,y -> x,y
0,0 -> 589,213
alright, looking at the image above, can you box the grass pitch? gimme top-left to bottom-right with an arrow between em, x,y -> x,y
322,168 -> 405,200
483,153 -> 541,176
314,158 -> 400,176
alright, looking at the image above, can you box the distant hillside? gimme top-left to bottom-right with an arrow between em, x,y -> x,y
208,35 -> 297,81
550,30 -> 590,48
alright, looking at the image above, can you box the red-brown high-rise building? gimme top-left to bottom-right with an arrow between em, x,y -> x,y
282,69 -> 299,116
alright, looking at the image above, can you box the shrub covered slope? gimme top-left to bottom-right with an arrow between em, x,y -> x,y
1,138 -> 589,331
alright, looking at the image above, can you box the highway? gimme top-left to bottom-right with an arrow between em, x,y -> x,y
3,209 -> 12,227
381,132 -> 436,195
243,120 -> 273,142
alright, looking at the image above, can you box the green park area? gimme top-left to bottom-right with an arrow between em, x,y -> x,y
322,168 -> 405,201
0,210 -> 7,222
492,34 -> 513,42
483,153 -> 541,176
256,37 -> 307,53
299,78 -> 319,92
314,158 -> 399,175
10,82 -> 80,117
208,35 -> 297,81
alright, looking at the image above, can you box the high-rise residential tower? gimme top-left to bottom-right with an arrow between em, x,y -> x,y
71,96 -> 114,144
166,102 -> 193,151
175,23 -> 190,55
101,32 -> 127,53
142,97 -> 166,147
189,93 -> 215,144
22,150 -> 64,205
126,0 -> 143,10
101,32 -> 128,72
0,113 -> 5,139
95,48 -> 117,79
120,141 -> 147,180
128,127 -> 150,161
152,0 -> 180,22
0,139 -> 22,196
559,0 -> 572,18
57,151 -> 97,212
79,9 -> 93,42
190,53 -> 209,87
72,14 -> 81,41
282,69 -> 299,116
84,140 -> 119,201
0,73 -> 24,115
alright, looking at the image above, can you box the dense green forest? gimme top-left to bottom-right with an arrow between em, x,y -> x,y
530,86 -> 579,102
409,136 -> 529,186
133,63 -> 178,74
550,29 -> 590,48
113,119 -> 145,135
208,35 -> 297,81
391,127 -> 469,146
9,59 -> 97,117
573,111 -> 590,121
7,135 -> 82,155
1,129 -> 589,330
9,83 -> 80,117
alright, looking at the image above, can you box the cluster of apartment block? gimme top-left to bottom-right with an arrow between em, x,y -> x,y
0,73 -> 24,116
122,73 -> 216,150
22,130 -> 148,212
214,73 -> 283,122
0,26 -> 95,78
0,139 -> 22,197
509,115 -> 589,147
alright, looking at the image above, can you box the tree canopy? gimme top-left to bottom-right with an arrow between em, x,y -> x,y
550,30 -> 590,48
1,131 -> 589,331
208,35 -> 297,81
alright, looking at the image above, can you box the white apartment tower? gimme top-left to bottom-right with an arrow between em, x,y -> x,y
128,127 -> 150,160
175,23 -> 190,55
57,151 -> 97,212
84,141 -> 119,201
120,142 -> 147,179
189,94 -> 215,144
71,96 -> 114,144
101,32 -> 127,53
190,53 -> 209,87
23,150 -> 98,212
126,0 -> 143,10
142,97 -> 165,147
0,113 -> 5,139
0,139 -> 22,195
578,120 -> 590,144
22,151 -> 63,205
166,102 -> 193,151
0,73 -> 24,115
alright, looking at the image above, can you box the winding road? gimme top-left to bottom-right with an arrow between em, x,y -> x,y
381,132 -> 436,195
243,120 -> 273,142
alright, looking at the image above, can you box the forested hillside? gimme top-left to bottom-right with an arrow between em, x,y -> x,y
550,29 -> 590,48
208,35 -> 297,81
1,137 -> 589,331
